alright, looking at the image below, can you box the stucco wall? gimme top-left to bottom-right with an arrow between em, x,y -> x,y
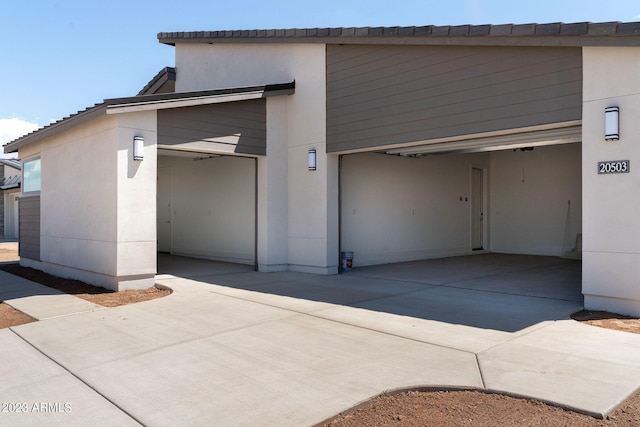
582,46 -> 640,316
175,43 -> 337,273
490,143 -> 582,256
17,111 -> 157,290
3,191 -> 19,238
157,155 -> 256,264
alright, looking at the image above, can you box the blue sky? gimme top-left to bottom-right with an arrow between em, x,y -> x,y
1,0 -> 639,153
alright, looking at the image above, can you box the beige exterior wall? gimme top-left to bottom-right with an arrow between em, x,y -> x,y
176,43 -> 338,273
582,46 -> 640,316
18,111 -> 157,291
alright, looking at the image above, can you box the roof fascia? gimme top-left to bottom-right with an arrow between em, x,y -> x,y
3,104 -> 107,154
158,22 -> 640,48
107,82 -> 295,115
160,35 -> 640,48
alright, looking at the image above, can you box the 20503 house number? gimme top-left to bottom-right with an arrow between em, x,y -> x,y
598,160 -> 630,174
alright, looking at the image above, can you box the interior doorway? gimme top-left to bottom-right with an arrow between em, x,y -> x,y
471,167 -> 484,250
157,167 -> 172,252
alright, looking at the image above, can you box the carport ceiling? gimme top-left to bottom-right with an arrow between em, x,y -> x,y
384,124 -> 581,157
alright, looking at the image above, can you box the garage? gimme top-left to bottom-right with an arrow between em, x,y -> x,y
157,152 -> 256,266
340,141 -> 582,268
155,98 -> 265,268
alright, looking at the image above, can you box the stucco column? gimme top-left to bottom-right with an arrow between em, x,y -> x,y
257,97 -> 289,271
582,46 -> 640,316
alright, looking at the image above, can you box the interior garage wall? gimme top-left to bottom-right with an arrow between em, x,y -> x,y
489,143 -> 582,256
341,152 -> 489,266
158,155 -> 255,264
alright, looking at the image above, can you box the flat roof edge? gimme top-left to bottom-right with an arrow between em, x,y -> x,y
158,22 -> 640,47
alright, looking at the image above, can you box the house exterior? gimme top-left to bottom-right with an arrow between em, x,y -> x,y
4,22 -> 640,316
0,159 -> 21,239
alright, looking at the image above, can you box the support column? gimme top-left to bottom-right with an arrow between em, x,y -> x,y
582,46 -> 640,316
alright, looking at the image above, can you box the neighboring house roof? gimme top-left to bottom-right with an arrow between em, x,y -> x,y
137,67 -> 176,96
0,159 -> 21,170
3,82 -> 295,153
0,159 -> 21,190
158,21 -> 640,47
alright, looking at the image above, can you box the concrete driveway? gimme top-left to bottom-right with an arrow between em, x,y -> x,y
2,254 -> 640,426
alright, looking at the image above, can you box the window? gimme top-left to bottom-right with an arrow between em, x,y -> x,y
23,157 -> 41,193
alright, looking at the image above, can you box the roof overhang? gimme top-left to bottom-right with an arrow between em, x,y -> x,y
3,82 -> 295,154
158,22 -> 640,48
106,82 -> 294,115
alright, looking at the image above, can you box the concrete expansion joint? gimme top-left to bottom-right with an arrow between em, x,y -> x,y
8,328 -> 145,426
438,260 -> 580,288
475,353 -> 487,390
202,286 -> 477,354
474,320 -> 557,356
35,307 -> 108,321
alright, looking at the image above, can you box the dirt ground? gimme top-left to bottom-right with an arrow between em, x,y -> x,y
0,244 -> 169,313
2,245 -> 639,426
318,388 -> 640,427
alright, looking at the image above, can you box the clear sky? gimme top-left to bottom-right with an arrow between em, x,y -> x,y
1,0 -> 639,154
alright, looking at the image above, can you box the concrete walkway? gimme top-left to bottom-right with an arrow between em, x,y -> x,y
1,255 -> 640,426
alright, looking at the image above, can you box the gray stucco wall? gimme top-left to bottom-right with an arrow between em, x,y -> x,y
326,44 -> 582,152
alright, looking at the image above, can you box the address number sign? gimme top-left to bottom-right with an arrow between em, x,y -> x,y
598,160 -> 630,174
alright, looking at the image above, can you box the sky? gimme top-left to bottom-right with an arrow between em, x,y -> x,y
1,0 -> 639,157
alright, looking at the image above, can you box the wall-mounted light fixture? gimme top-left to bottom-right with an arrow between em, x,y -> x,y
308,148 -> 316,171
133,136 -> 144,161
605,106 -> 619,141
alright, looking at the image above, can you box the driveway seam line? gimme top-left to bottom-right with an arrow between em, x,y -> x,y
8,328 -> 147,427
349,259 -> 578,289
203,287 -> 477,355
475,353 -> 487,390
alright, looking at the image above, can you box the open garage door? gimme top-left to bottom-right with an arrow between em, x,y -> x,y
157,150 -> 257,267
339,126 -> 582,267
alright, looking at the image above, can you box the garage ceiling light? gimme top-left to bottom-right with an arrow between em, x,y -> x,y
384,125 -> 581,156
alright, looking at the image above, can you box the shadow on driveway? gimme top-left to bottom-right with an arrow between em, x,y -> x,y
158,253 -> 583,333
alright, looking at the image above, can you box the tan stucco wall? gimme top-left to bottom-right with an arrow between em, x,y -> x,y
582,46 -> 640,316
176,43 -> 338,273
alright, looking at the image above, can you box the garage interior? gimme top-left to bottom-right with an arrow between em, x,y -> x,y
156,151 -> 257,268
340,128 -> 583,268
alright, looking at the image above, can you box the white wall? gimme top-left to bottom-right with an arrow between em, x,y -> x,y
3,190 -> 20,238
3,164 -> 20,181
582,46 -> 640,316
341,152 -> 490,266
341,145 -> 581,267
176,43 -> 337,273
158,155 -> 255,264
18,111 -> 157,291
490,143 -> 582,256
